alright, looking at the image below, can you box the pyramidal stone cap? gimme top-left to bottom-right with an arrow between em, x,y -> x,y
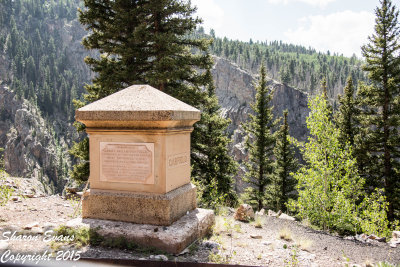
76,85 -> 201,129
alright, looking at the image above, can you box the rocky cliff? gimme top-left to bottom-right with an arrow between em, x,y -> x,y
212,57 -> 310,192
0,85 -> 72,193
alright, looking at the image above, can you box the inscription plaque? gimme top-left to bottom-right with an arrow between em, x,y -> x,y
100,142 -> 154,184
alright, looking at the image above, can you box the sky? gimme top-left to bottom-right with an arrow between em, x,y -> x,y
191,0 -> 381,57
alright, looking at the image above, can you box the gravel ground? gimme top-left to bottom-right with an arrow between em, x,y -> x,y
0,195 -> 399,266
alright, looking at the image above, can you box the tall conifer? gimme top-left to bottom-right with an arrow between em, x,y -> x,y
71,0 -> 234,200
192,69 -> 238,208
270,110 -> 298,212
242,64 -> 275,211
358,0 -> 400,220
335,77 -> 358,148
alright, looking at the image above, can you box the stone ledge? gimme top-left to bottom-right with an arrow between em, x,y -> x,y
66,208 -> 215,254
82,184 -> 197,225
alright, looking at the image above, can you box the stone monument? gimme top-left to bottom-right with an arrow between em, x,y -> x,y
73,85 -> 214,253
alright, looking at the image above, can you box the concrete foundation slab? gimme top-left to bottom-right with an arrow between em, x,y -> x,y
66,208 -> 215,254
82,183 -> 197,226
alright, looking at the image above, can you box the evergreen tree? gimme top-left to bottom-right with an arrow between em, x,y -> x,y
71,0 -> 234,203
270,110 -> 298,212
358,0 -> 400,220
320,77 -> 333,115
192,69 -> 238,208
242,64 -> 275,211
335,77 -> 358,147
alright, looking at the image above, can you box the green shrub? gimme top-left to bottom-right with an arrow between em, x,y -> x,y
0,148 -> 12,206
289,95 -> 392,237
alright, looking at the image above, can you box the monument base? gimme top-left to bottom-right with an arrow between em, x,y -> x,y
82,183 -> 196,226
66,208 -> 215,254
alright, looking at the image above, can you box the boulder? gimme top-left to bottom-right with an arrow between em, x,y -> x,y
278,213 -> 295,221
234,204 -> 254,222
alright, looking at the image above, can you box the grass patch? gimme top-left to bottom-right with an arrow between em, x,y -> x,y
294,238 -> 313,251
279,227 -> 292,241
252,215 -> 266,228
213,216 -> 226,235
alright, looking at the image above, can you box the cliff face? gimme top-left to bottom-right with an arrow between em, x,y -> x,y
0,85 -> 71,193
212,57 -> 310,192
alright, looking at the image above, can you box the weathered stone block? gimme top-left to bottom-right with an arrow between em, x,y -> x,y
67,208 -> 215,254
82,183 -> 197,225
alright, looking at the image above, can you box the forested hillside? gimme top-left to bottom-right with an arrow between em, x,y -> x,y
0,0 -> 89,121
194,28 -> 367,101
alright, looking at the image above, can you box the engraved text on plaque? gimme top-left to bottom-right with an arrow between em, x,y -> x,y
100,142 -> 154,184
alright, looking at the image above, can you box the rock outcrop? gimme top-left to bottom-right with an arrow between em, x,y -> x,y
0,85 -> 71,193
212,57 -> 310,193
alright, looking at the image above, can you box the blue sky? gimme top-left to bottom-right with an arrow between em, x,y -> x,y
191,0 -> 381,57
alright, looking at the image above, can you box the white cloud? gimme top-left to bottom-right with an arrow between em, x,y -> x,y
284,10 -> 375,57
191,0 -> 224,32
268,0 -> 337,8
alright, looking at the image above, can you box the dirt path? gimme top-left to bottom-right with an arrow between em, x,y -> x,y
0,196 -> 399,266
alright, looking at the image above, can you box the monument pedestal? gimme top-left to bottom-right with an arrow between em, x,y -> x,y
75,85 -> 214,253
82,183 -> 197,225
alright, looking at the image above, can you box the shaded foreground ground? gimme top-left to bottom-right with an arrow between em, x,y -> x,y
0,195 -> 399,266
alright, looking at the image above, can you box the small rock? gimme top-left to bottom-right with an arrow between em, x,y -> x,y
234,204 -> 255,221
392,231 -> 400,239
155,255 -> 168,261
389,243 -> 397,248
261,241 -> 272,245
203,241 -> 220,249
250,235 -> 262,239
268,210 -> 282,217
368,234 -> 386,242
63,204 -> 70,207
0,241 -> 8,250
149,255 -> 155,259
66,187 -> 79,194
11,196 -> 21,202
255,208 -> 265,216
31,227 -> 44,235
178,248 -> 190,255
23,222 -> 40,230
278,213 -> 295,221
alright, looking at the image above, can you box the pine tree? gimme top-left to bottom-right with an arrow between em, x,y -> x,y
320,77 -> 333,116
358,0 -> 400,220
335,77 -> 358,147
270,110 -> 298,212
242,64 -> 275,211
192,69 -> 238,208
71,0 -> 234,204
